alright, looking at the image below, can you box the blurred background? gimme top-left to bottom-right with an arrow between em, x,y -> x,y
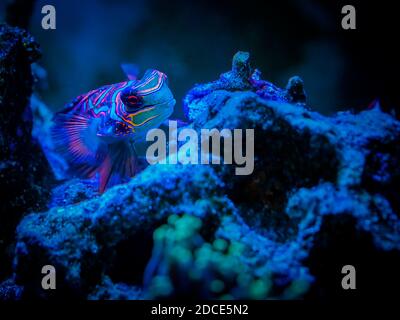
1,0 -> 399,117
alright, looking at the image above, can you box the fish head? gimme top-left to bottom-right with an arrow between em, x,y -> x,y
120,69 -> 175,136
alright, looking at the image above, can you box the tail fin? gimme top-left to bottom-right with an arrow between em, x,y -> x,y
52,112 -> 136,193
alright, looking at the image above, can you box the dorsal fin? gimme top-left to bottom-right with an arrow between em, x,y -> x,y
121,63 -> 140,81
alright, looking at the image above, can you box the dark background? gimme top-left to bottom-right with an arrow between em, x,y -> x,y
1,0 -> 399,118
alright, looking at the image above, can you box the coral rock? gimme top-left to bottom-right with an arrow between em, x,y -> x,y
13,52 -> 400,299
0,24 -> 53,282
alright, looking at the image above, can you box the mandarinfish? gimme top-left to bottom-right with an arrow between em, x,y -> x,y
52,68 -> 175,193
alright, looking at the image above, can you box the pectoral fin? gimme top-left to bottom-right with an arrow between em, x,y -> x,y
52,112 -> 107,178
52,112 -> 137,193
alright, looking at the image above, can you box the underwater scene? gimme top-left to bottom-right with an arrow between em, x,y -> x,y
1,0 -> 400,305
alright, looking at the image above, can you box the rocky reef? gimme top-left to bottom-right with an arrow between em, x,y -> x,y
1,44 -> 399,299
0,24 -> 53,283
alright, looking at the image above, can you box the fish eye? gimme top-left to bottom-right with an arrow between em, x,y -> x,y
122,94 -> 144,112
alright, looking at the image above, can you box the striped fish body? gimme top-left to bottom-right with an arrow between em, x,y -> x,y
52,69 -> 175,192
